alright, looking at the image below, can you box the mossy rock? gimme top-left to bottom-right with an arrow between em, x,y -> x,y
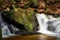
3,8 -> 36,32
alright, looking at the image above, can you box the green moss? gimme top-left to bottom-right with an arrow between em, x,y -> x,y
4,8 -> 36,32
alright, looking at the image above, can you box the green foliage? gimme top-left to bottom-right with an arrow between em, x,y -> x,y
24,0 -> 39,8
0,0 -> 5,6
31,0 -> 38,7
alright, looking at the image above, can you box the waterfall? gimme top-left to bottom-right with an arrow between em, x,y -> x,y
36,13 -> 60,38
0,12 -> 15,38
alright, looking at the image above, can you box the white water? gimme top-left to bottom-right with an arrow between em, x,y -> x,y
0,12 -> 15,38
36,13 -> 60,38
1,12 -> 60,39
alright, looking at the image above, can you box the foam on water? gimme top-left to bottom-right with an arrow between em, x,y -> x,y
36,13 -> 60,38
0,12 -> 15,38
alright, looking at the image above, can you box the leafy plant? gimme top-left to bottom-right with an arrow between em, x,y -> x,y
24,0 -> 39,8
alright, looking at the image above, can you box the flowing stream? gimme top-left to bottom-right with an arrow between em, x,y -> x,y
0,12 -> 16,38
36,13 -> 60,39
1,12 -> 60,40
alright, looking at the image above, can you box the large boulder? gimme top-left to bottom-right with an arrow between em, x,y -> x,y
1,8 -> 38,33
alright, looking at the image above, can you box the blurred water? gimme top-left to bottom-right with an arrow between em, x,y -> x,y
0,12 -> 16,38
36,13 -> 60,38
